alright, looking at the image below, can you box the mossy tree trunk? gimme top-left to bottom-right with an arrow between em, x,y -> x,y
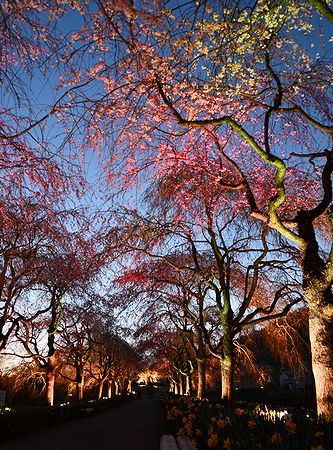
220,333 -> 234,401
299,209 -> 333,421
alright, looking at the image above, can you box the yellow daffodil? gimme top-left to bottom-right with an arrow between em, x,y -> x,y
208,426 -> 215,436
314,431 -> 324,438
248,420 -> 257,430
217,418 -> 226,428
184,423 -> 192,436
285,417 -> 297,434
271,432 -> 282,444
235,408 -> 246,416
207,433 -> 219,448
223,437 -> 231,449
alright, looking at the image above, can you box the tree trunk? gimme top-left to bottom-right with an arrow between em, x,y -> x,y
298,214 -> 333,422
196,358 -> 206,400
46,360 -> 55,407
185,374 -> 191,396
179,374 -> 184,396
75,364 -> 84,400
115,381 -> 119,396
127,379 -> 132,394
77,380 -> 84,400
174,381 -> 179,395
308,304 -> 333,421
98,378 -> 104,400
220,354 -> 234,401
107,380 -> 113,398
46,302 -> 57,407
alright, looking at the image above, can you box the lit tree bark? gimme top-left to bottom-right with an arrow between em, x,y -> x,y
220,334 -> 234,401
44,291 -> 61,407
179,373 -> 184,396
308,312 -> 333,419
196,358 -> 206,400
46,355 -> 56,407
297,203 -> 333,420
119,378 -> 126,395
107,379 -> 113,398
195,326 -> 207,400
75,365 -> 84,400
220,356 -> 234,401
173,379 -> 179,395
185,374 -> 191,396
127,379 -> 132,394
98,378 -> 104,400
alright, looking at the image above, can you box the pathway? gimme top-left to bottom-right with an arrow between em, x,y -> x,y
0,393 -> 167,450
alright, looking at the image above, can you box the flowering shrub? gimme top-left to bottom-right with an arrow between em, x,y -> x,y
162,396 -> 333,449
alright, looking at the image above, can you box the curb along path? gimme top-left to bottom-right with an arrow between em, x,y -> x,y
0,395 -> 167,450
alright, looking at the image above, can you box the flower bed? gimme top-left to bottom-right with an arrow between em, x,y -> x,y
162,396 -> 332,449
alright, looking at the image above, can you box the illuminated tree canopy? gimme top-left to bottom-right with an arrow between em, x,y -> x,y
0,0 -> 332,420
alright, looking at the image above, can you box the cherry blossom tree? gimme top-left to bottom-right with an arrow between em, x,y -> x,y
57,296 -> 131,401
117,259 -> 211,399
0,0 -> 86,209
87,317 -> 141,399
0,196 -> 52,352
61,1 -> 331,419
1,0 -> 332,419
87,320 -> 118,400
135,317 -> 191,396
13,226 -> 105,406
117,197 -> 303,401
58,303 -> 95,401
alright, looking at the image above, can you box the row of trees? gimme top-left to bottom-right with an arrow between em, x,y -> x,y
113,199 -> 306,399
1,296 -> 312,407
138,308 -> 312,399
1,309 -> 141,405
0,192 -> 142,405
0,0 -> 332,420
0,186 -> 310,407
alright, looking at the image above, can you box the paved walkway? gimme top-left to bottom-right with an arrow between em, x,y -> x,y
0,395 -> 167,450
